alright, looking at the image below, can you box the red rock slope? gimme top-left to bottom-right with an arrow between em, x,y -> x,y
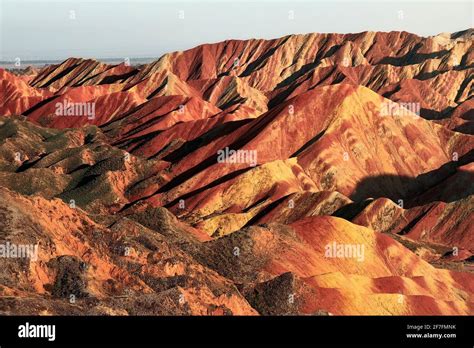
0,29 -> 473,315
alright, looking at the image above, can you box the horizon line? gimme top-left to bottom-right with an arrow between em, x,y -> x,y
1,27 -> 472,65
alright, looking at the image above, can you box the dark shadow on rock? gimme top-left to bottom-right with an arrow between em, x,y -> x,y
349,149 -> 474,208
239,36 -> 292,77
31,62 -> 81,88
377,45 -> 448,66
332,199 -> 374,220
97,68 -> 139,85
454,122 -> 474,135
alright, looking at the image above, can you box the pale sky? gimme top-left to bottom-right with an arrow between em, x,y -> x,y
0,0 -> 472,61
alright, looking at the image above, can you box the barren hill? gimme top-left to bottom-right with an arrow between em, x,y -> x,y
0,30 -> 473,315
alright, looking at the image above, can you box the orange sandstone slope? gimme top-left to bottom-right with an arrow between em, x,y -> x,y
137,84 -> 472,237
0,30 -> 473,315
0,187 -> 256,315
0,185 -> 472,315
197,216 -> 474,315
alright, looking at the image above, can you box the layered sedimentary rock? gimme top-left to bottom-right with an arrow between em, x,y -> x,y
0,30 -> 473,315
